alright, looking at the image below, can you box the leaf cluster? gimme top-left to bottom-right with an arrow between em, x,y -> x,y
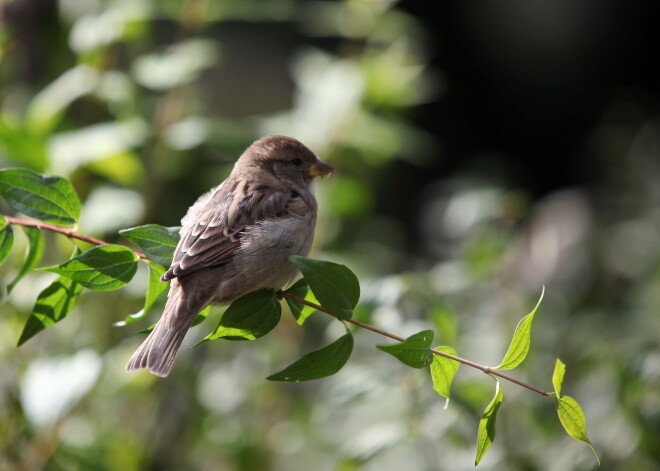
0,168 -> 598,466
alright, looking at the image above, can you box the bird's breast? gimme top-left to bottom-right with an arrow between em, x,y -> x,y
238,210 -> 316,261
205,211 -> 316,303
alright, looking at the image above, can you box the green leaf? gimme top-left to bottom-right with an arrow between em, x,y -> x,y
113,261 -> 168,327
118,224 -> 180,267
86,151 -> 145,187
40,244 -> 139,291
204,289 -> 281,341
552,358 -> 566,397
25,65 -> 100,134
136,323 -> 156,335
431,305 -> 458,346
191,305 -> 212,328
115,311 -> 148,328
429,346 -> 460,401
0,168 -> 81,227
287,255 -> 360,320
493,286 -> 545,370
0,118 -> 49,171
475,380 -> 504,465
267,333 -> 354,382
49,119 -> 149,173
283,278 -> 321,325
17,276 -> 83,346
0,216 -> 14,264
133,39 -> 219,91
284,278 -> 308,318
556,395 -> 600,464
376,330 -> 434,368
143,261 -> 168,313
7,226 -> 45,293
138,307 -> 211,336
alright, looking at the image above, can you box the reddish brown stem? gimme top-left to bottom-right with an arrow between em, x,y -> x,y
5,212 -> 548,396
279,291 -> 550,397
4,215 -> 147,259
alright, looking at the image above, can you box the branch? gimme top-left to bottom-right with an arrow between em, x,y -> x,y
4,213 -> 549,396
4,216 -> 147,259
278,291 -> 550,397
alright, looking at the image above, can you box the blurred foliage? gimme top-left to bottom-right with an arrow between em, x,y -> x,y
0,0 -> 659,470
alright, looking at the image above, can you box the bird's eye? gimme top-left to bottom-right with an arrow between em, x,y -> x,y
291,158 -> 302,166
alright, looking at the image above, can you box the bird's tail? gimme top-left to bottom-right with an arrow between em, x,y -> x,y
125,280 -> 208,377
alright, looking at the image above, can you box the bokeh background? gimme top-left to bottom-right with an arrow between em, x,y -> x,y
1,0 -> 659,470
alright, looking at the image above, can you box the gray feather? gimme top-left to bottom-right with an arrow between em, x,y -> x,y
125,135 -> 332,377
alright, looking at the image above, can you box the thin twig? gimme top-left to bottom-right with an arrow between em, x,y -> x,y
278,291 -> 550,397
4,215 -> 147,259
4,213 -> 549,396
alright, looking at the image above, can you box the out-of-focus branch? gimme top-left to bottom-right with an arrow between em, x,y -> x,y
278,291 -> 550,397
4,215 -> 147,259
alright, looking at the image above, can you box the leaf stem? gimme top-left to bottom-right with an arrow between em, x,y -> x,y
3,215 -> 147,259
278,291 -> 550,397
4,212 -> 549,397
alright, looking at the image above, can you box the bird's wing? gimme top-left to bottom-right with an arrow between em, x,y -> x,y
161,180 -> 291,281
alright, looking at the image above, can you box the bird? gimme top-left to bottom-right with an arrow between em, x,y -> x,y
126,135 -> 334,377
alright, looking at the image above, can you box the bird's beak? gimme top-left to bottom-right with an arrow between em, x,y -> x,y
306,160 -> 335,177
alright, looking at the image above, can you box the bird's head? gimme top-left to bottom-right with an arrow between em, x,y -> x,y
239,135 -> 334,189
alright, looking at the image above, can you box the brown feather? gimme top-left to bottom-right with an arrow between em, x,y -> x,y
161,181 -> 290,281
127,135 -> 334,376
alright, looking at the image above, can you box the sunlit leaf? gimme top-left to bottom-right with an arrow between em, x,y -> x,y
137,304 -> 212,336
345,110 -> 435,164
143,261 -> 168,314
168,306 -> 214,340
377,330 -> 434,368
86,151 -> 145,187
556,395 -> 600,464
287,255 -> 360,320
0,119 -> 48,170
164,116 -> 210,150
429,346 -> 460,401
330,177 -> 374,217
552,358 -> 566,398
475,380 -> 504,465
69,12 -> 138,53
113,261 -> 168,327
78,186 -> 144,234
284,278 -> 308,318
267,333 -> 353,382
283,278 -> 321,325
362,42 -> 431,108
132,39 -> 219,91
115,311 -> 148,328
20,349 -> 101,428
17,276 -> 83,346
136,323 -> 156,335
431,305 -> 458,347
119,224 -> 180,267
48,118 -> 149,174
0,216 -> 14,264
26,65 -> 99,134
7,226 -> 45,293
0,168 -> 81,227
40,244 -> 139,291
204,289 -> 280,341
191,305 -> 212,328
493,286 -> 545,370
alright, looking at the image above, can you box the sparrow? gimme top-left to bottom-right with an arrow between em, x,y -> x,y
126,135 -> 334,377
